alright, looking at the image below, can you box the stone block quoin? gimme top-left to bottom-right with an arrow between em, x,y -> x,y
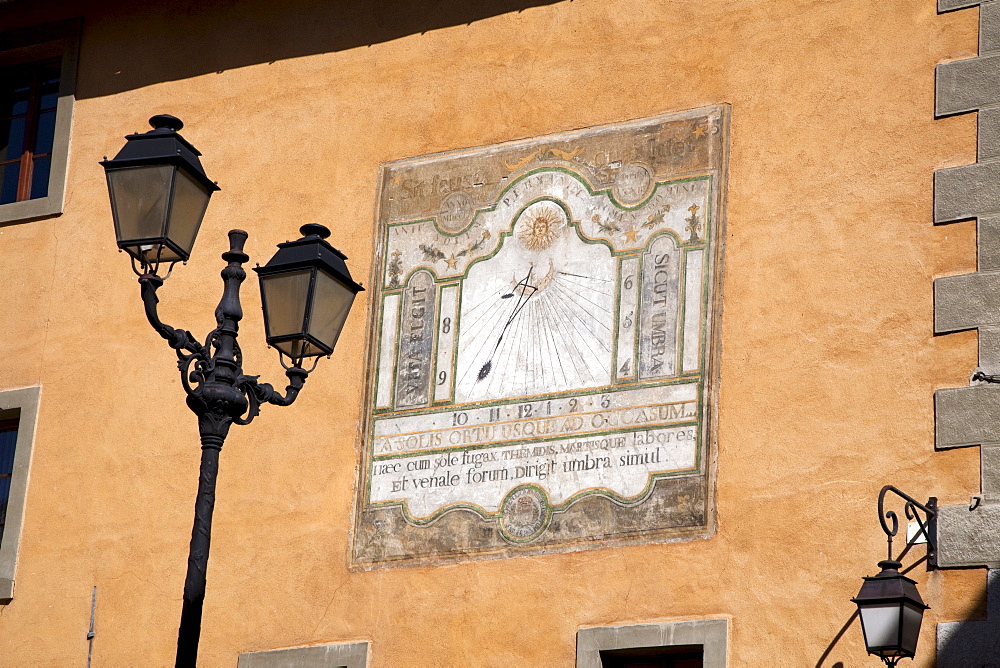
932,4 -> 1000,663
934,0 -> 1000,568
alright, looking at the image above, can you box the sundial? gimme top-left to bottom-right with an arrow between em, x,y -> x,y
353,106 -> 728,564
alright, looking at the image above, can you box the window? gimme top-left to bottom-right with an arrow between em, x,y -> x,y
0,20 -> 79,224
1,58 -> 61,204
0,386 -> 40,603
601,645 -> 703,668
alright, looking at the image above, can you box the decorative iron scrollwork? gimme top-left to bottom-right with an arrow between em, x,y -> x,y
877,485 -> 937,568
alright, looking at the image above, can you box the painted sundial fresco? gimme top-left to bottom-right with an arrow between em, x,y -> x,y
353,106 -> 728,565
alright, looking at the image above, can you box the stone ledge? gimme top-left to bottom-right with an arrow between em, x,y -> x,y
983,2 -> 1000,54
978,326 -> 1000,372
937,54 -> 1000,116
933,271 -> 1000,333
978,216 -> 1000,270
979,108 -> 1000,161
935,386 -> 1000,449
938,504 -> 1000,567
934,161 -> 1000,223
984,444 -> 1000,499
939,0 -> 983,12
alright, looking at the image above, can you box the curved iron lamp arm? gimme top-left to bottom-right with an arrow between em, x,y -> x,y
137,230 -> 315,668
234,367 -> 307,426
878,485 -> 937,568
139,275 -> 207,358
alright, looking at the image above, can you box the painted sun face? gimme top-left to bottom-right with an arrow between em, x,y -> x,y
518,205 -> 564,251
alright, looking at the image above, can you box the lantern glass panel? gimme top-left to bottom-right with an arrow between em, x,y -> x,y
260,269 -> 311,348
307,268 -> 357,352
859,603 -> 901,651
107,164 -> 173,257
900,602 -> 924,655
279,339 -> 322,359
165,168 -> 212,259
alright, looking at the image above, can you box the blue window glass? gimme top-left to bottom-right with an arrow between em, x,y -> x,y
34,110 -> 55,155
39,76 -> 59,112
0,163 -> 19,205
30,156 -> 50,199
0,419 -> 18,542
9,85 -> 29,117
6,116 -> 26,157
0,119 -> 11,163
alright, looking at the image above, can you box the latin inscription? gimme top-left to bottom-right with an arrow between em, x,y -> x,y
394,271 -> 437,409
640,236 -> 680,379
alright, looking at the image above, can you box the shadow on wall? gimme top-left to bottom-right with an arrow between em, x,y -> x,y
937,569 -> 1000,667
814,605 -> 857,668
0,0 -> 569,100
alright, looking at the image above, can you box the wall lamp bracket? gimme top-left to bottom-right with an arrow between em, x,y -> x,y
878,485 -> 937,569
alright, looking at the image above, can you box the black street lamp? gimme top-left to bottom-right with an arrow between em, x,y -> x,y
852,486 -> 937,667
101,115 -> 364,667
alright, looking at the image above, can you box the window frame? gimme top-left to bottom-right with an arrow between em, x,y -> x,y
577,619 -> 728,668
0,20 -> 80,225
237,641 -> 369,667
0,386 -> 40,603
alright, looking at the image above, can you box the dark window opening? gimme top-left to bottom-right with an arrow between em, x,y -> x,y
0,58 -> 60,205
0,412 -> 19,543
600,645 -> 704,668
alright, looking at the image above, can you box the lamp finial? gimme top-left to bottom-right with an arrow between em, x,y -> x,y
149,114 -> 184,132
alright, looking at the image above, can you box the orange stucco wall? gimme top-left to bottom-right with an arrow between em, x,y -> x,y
0,0 -> 987,665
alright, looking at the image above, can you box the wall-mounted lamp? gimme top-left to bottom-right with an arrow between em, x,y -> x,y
852,486 -> 937,667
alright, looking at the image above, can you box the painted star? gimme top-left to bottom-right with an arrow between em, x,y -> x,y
445,254 -> 459,269
692,125 -> 707,138
623,226 -> 640,243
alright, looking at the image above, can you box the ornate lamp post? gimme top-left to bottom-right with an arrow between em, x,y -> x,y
101,115 -> 364,667
852,486 -> 937,667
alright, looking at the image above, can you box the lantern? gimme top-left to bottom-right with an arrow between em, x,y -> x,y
852,559 -> 929,665
101,114 -> 219,270
254,224 -> 364,362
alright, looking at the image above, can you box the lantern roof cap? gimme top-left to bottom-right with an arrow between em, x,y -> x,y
100,114 -> 220,193
254,224 -> 365,294
852,560 -> 929,608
